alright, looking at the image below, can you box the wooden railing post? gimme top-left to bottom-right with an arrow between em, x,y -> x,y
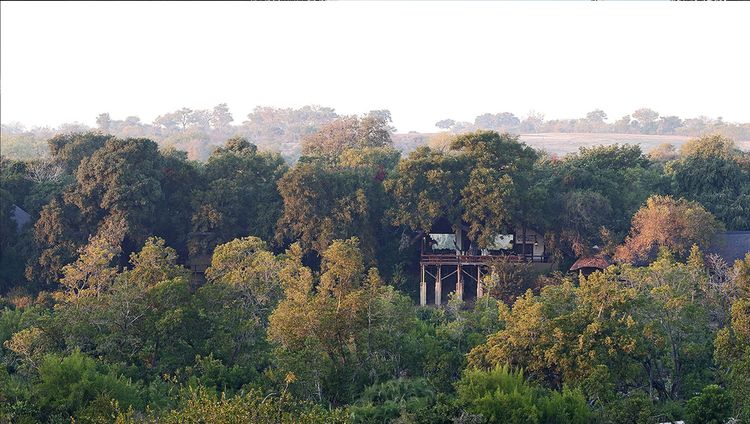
435,266 -> 442,306
420,264 -> 426,306
477,266 -> 483,299
456,264 -> 463,300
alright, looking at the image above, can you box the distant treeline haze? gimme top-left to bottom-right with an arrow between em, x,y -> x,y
2,105 -> 749,161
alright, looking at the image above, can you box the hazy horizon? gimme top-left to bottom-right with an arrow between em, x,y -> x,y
2,2 -> 750,133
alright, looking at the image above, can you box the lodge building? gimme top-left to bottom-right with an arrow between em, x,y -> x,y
419,220 -> 550,306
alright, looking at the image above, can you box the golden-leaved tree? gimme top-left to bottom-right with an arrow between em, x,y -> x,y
268,237 -> 417,406
615,195 -> 723,264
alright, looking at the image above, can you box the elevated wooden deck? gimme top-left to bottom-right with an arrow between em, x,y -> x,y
419,252 -> 549,306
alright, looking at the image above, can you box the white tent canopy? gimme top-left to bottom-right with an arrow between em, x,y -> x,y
429,233 -> 457,251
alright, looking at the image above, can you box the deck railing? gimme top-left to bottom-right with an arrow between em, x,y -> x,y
420,253 -> 548,264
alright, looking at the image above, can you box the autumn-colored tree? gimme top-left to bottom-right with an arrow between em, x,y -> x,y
59,213 -> 127,300
468,272 -> 645,396
679,134 -> 740,159
615,195 -> 723,263
301,110 -> 394,161
268,238 -> 418,405
714,253 -> 750,421
196,236 -> 283,371
648,143 -> 678,163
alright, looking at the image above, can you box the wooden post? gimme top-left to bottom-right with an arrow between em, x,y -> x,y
456,264 -> 463,300
420,264 -> 426,306
435,266 -> 442,306
477,266 -> 483,299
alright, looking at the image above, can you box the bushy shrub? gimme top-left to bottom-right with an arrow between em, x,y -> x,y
455,365 -> 590,424
685,385 -> 733,424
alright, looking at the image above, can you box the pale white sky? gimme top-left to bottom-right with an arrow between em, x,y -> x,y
2,1 -> 749,133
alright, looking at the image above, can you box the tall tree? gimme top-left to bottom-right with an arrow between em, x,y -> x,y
615,195 -> 723,264
301,110 -> 394,161
191,137 -> 287,255
667,135 -> 750,230
209,103 -> 234,132
276,162 -> 381,260
451,131 -> 538,247
59,213 -> 127,300
47,132 -> 112,173
385,146 -> 470,234
268,238 -> 417,405
65,137 -> 164,243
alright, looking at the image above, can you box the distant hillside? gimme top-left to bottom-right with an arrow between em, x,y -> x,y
393,132 -> 750,157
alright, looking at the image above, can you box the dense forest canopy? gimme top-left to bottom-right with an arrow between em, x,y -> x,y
1,121 -> 749,423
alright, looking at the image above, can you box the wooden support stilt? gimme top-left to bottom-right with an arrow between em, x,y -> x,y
477,266 -> 483,299
435,266 -> 442,306
420,264 -> 426,306
456,264 -> 463,300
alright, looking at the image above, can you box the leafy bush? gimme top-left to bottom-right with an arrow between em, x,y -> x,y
33,350 -> 142,420
455,365 -> 590,424
350,377 -> 435,423
116,386 -> 349,424
685,385 -> 733,424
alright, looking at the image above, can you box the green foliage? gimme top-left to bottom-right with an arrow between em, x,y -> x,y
27,134 -> 201,288
276,162 -> 390,267
191,138 -> 287,253
50,237 -> 199,373
0,306 -> 42,347
685,385 -> 733,424
196,236 -> 282,374
27,198 -> 84,287
268,238 -> 422,405
65,137 -> 164,242
386,131 -> 540,248
3,128 -> 750,423
0,187 -> 23,291
714,256 -> 750,421
598,391 -> 658,424
667,134 -> 750,230
350,378 -> 435,423
59,213 -> 126,300
553,144 -> 660,255
116,386 -> 349,424
470,253 -> 720,403
455,365 -> 590,424
47,132 -> 112,173
385,146 -> 469,233
33,350 -> 142,420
